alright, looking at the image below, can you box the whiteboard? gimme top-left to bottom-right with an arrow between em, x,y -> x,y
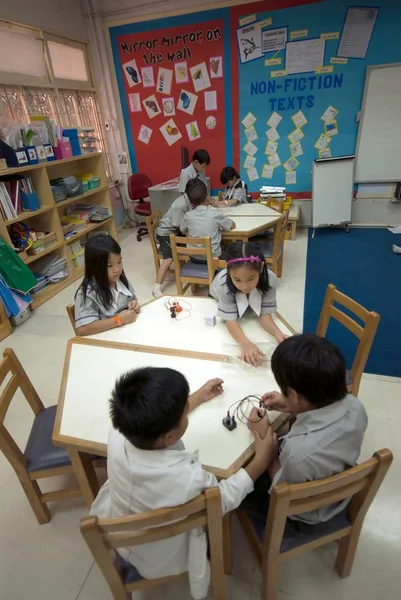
312,156 -> 355,228
355,63 -> 401,182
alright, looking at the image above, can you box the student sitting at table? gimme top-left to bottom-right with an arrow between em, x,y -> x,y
180,179 -> 236,262
153,178 -> 204,298
179,148 -> 210,194
90,368 -> 275,598
243,333 -> 368,533
74,234 -> 140,336
211,166 -> 247,207
209,241 -> 287,365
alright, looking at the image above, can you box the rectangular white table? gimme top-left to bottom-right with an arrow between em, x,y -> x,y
53,339 -> 285,507
218,203 -> 281,218
222,215 -> 280,242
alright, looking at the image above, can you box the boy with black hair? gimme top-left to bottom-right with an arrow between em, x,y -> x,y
180,179 -> 236,260
244,333 -> 368,531
90,368 -> 276,597
153,178 -> 204,298
179,148 -> 210,194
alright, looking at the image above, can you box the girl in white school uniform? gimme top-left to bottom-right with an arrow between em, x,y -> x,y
209,241 -> 287,365
74,235 -> 140,336
212,166 -> 247,207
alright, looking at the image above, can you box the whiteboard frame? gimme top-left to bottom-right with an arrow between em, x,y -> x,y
312,155 -> 355,230
355,62 -> 401,183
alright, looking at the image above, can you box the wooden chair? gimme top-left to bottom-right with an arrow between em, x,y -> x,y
316,284 -> 380,397
253,211 -> 289,277
237,449 -> 393,600
265,196 -> 284,213
66,303 -> 75,332
80,487 -> 226,600
0,299 -> 13,342
145,209 -> 163,276
170,234 -> 216,295
0,348 -> 100,524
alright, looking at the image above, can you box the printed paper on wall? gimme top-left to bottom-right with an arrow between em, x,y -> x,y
186,121 -> 201,141
160,119 -> 182,146
162,97 -> 175,117
138,125 -> 152,145
210,56 -> 223,78
141,66 -> 155,88
177,90 -> 198,115
129,93 -> 141,112
237,24 -> 263,63
174,62 -> 189,83
123,58 -> 142,88
142,94 -> 161,119
243,141 -> 258,156
156,68 -> 173,95
190,62 -> 211,92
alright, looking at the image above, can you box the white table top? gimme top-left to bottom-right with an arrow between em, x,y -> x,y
222,215 -> 280,238
219,203 -> 280,218
56,340 -> 280,476
88,296 -> 294,355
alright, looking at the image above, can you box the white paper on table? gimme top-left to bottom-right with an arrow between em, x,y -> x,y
243,155 -> 256,170
283,156 -> 299,172
290,141 -> 303,157
156,67 -> 173,95
247,167 -> 259,182
190,62 -> 211,92
245,125 -> 258,142
321,105 -> 339,123
265,141 -> 278,155
141,66 -> 155,88
388,226 -> 401,234
262,27 -> 287,53
268,153 -> 281,167
286,38 -> 325,75
262,164 -> 274,179
286,171 -> 297,185
291,110 -> 308,128
237,24 -> 263,63
288,128 -> 304,144
314,133 -> 331,150
266,127 -> 280,142
337,7 -> 378,59
242,112 -> 257,128
243,141 -> 258,156
267,111 -> 283,128
204,90 -> 217,111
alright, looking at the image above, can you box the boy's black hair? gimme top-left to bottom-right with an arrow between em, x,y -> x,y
223,241 -> 271,294
110,367 -> 189,449
75,235 -> 129,308
192,149 -> 210,166
271,334 -> 348,408
185,178 -> 208,207
220,166 -> 240,185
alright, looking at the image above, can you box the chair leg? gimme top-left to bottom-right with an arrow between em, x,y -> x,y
191,283 -> 197,294
261,553 -> 280,600
20,475 -> 51,524
335,532 -> 360,578
68,449 -> 100,509
278,253 -> 283,278
223,514 -> 232,575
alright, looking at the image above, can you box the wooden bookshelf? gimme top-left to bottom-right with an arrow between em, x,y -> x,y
0,153 -> 118,325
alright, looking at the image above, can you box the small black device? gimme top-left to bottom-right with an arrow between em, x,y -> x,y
222,413 -> 237,431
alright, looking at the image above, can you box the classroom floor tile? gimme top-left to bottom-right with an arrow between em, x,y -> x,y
1,227 -> 400,600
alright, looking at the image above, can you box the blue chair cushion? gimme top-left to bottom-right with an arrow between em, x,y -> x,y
181,260 -> 209,279
115,552 -> 144,584
249,510 -> 351,553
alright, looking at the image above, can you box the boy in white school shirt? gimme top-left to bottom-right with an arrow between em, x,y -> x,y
179,148 -> 210,194
90,367 -> 276,599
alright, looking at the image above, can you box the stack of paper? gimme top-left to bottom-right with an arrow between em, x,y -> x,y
72,203 -> 111,222
32,256 -> 68,285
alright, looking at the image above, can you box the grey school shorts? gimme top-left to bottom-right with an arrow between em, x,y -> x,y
156,234 -> 172,259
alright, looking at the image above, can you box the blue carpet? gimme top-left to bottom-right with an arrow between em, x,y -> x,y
303,228 -> 401,378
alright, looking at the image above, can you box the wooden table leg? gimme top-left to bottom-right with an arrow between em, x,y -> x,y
223,513 -> 232,575
68,449 -> 100,508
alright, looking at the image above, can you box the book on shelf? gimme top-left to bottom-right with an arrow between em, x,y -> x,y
0,181 -> 22,220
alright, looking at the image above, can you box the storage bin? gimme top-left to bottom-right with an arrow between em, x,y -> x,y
88,176 -> 100,189
21,190 -> 40,211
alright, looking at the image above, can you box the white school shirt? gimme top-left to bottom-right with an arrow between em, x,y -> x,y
74,278 -> 136,328
179,164 -> 208,194
209,268 -> 278,320
90,428 -> 253,598
222,179 -> 247,204
180,205 -> 233,257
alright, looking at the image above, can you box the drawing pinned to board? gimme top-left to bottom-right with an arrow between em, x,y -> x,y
268,153 -> 281,167
267,112 -> 282,129
318,148 -> 332,159
337,6 -> 378,60
288,128 -> 304,144
291,111 -> 308,129
143,95 -> 161,119
186,121 -> 201,141
314,133 -> 331,150
266,127 -> 280,142
242,112 -> 256,128
210,56 -> 223,78
190,62 -> 211,93
174,62 -> 188,83
177,90 -> 198,115
162,97 -> 175,117
262,27 -> 287,53
206,116 -> 217,130
283,156 -> 300,172
138,125 -> 152,145
159,119 -> 182,147
321,105 -> 339,122
141,66 -> 155,88
157,68 -> 173,95
243,155 -> 256,170
129,93 -> 141,113
290,142 -> 303,157
262,164 -> 274,179
247,167 -> 259,182
265,140 -> 278,155
286,171 -> 297,185
204,90 -> 217,111
237,24 -> 263,63
123,58 -> 142,88
324,120 -> 338,137
243,141 -> 258,156
244,125 -> 258,142
286,38 -> 325,75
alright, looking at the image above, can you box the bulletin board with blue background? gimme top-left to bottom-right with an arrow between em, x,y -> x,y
109,0 -> 401,193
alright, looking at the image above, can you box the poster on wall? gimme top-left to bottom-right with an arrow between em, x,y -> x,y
237,24 -> 263,63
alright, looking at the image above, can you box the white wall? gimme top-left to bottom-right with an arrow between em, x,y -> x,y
0,0 -> 88,39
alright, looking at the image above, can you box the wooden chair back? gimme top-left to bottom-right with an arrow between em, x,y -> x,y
80,487 -> 226,600
145,209 -> 163,276
316,284 -> 380,396
0,299 -> 12,342
66,303 -> 75,332
238,449 -> 392,600
265,211 -> 289,277
266,196 -> 284,213
170,234 -> 216,295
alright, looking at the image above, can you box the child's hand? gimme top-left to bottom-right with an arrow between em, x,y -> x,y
128,300 -> 140,313
275,332 -> 289,344
247,407 -> 269,439
119,309 -> 137,325
261,391 -> 288,413
197,378 -> 224,403
240,341 -> 265,366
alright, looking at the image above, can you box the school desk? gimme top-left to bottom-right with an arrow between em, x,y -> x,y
221,215 -> 280,242
53,338 -> 287,507
87,296 -> 295,353
149,176 -> 211,217
218,203 -> 281,218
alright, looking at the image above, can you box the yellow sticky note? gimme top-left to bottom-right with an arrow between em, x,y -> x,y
271,70 -> 287,78
290,29 -> 308,40
265,58 -> 282,66
255,17 -> 273,29
330,57 -> 348,64
315,66 -> 334,74
239,14 -> 256,26
321,32 -> 339,40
